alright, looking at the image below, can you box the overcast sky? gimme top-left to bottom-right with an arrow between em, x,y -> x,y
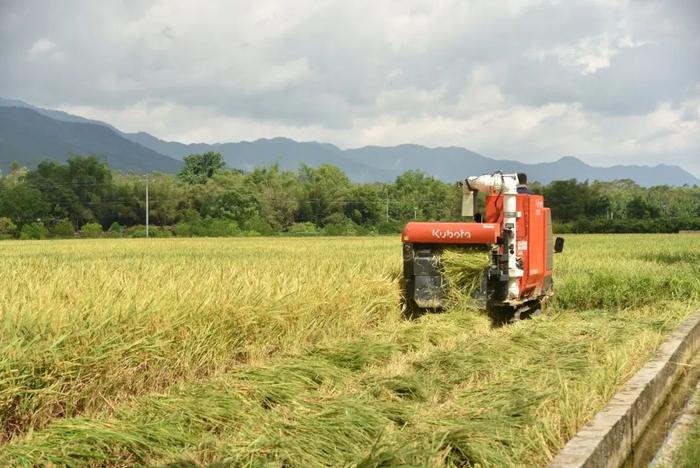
1,0 -> 699,174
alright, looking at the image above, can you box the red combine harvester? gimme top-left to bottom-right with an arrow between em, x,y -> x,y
401,172 -> 564,323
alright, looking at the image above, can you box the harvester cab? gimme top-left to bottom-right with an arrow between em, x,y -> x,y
401,172 -> 564,324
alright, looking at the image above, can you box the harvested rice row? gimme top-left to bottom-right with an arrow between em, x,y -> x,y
1,301 -> 694,466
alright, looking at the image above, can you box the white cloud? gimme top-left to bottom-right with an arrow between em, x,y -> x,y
1,0 -> 699,175
27,38 -> 63,61
527,28 -> 649,75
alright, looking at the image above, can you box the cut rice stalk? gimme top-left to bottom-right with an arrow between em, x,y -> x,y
441,247 -> 491,299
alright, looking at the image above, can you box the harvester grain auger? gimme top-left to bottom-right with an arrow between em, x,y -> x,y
401,172 -> 564,324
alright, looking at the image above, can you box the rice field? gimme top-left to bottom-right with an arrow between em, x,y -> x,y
0,234 -> 699,466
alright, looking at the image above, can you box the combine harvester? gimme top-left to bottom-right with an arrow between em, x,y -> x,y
401,172 -> 564,323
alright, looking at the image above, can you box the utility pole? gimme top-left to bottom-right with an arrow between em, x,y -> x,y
385,190 -> 389,222
145,175 -> 149,238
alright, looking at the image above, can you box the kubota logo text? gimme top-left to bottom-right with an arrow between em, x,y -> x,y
431,229 -> 471,239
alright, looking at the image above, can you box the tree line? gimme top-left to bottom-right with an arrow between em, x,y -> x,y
0,152 -> 698,239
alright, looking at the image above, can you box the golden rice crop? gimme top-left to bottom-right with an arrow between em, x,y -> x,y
440,246 -> 491,297
0,234 -> 699,466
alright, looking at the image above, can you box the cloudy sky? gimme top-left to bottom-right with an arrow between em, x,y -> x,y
1,0 -> 699,174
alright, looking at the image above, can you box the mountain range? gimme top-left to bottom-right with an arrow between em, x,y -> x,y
0,98 -> 698,186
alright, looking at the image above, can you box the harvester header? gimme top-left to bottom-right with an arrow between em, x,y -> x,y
402,222 -> 499,244
401,172 -> 563,323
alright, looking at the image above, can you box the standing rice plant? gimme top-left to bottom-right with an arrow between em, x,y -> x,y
1,234 -> 699,466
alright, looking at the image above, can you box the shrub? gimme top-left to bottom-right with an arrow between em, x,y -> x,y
354,224 -> 377,236
242,215 -> 274,236
174,223 -> 192,237
80,223 -> 103,238
189,218 -> 240,237
106,222 -> 124,238
180,208 -> 202,223
375,220 -> 403,234
285,222 -> 321,236
123,225 -> 172,238
323,223 -> 358,236
0,217 -> 17,239
200,219 -> 240,237
50,219 -> 75,238
146,226 -> 173,238
322,214 -> 358,236
20,222 -> 48,240
554,217 -> 700,234
126,225 -> 147,238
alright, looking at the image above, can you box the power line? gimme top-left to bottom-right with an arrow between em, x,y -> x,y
23,180 -> 120,188
38,197 -> 169,206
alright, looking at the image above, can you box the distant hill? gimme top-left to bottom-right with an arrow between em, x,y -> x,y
0,107 -> 182,173
123,133 -> 389,179
0,97 -> 120,131
1,98 -> 698,186
342,145 -> 700,186
123,134 -> 700,186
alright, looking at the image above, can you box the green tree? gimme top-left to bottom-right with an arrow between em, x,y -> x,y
297,164 -> 351,225
391,170 -> 453,222
0,217 -> 17,239
343,184 -> 383,225
247,164 -> 300,230
582,184 -> 611,218
26,160 -> 83,222
543,179 -> 586,222
191,171 -> 261,225
0,183 -> 50,225
26,156 -> 113,225
627,196 -> 660,219
143,174 -> 186,226
101,174 -> 147,227
5,161 -> 27,187
208,188 -> 260,224
179,152 -> 226,184
591,179 -> 641,219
